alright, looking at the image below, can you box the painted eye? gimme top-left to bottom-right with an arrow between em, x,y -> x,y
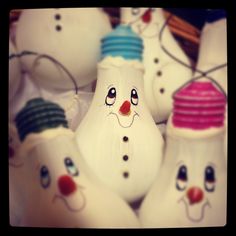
131,89 -> 138,105
132,8 -> 140,15
204,166 -> 215,192
64,157 -> 79,176
105,87 -> 116,106
40,166 -> 50,189
176,165 -> 188,191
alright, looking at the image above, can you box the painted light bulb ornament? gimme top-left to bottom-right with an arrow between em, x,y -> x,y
121,8 -> 192,131
139,80 -> 227,227
14,8 -> 112,130
15,98 -> 140,228
75,25 -> 164,203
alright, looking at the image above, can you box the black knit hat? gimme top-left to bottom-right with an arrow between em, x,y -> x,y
15,98 -> 68,141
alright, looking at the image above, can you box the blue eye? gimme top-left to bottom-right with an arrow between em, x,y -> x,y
131,89 -> 138,105
204,166 -> 216,192
105,87 -> 116,106
64,157 -> 79,176
40,166 -> 50,188
176,165 -> 188,191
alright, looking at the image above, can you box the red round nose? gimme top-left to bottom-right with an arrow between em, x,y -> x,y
119,100 -> 131,116
142,9 -> 152,23
58,175 -> 77,196
187,187 -> 204,205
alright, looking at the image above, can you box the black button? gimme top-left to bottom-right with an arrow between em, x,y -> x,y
123,136 -> 128,142
154,58 -> 159,63
160,88 -> 165,94
123,155 -> 129,161
123,172 -> 129,178
157,70 -> 162,76
55,25 -> 62,31
55,14 -> 61,20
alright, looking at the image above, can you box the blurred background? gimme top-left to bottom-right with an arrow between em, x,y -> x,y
9,8 -> 211,73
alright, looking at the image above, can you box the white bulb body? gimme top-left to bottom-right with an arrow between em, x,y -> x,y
19,128 -> 140,228
15,8 -> 112,91
139,120 -> 227,227
121,8 -> 192,124
76,57 -> 164,203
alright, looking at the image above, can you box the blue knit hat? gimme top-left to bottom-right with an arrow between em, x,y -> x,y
15,98 -> 68,141
101,24 -> 143,61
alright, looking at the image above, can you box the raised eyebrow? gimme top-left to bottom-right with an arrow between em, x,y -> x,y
107,84 -> 114,89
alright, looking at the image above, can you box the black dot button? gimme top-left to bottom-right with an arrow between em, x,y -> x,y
123,155 -> 129,161
157,71 -> 162,76
123,172 -> 129,178
160,88 -> 165,94
55,25 -> 62,31
55,14 -> 61,20
154,58 -> 159,63
123,136 -> 128,142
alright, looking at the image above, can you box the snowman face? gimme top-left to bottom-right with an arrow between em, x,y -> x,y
94,62 -> 149,129
16,8 -> 111,91
9,40 -> 21,102
173,159 -> 219,222
27,135 -> 87,216
121,8 -> 162,38
169,136 -> 227,224
144,135 -> 226,226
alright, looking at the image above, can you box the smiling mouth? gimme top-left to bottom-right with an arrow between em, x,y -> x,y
178,196 -> 211,223
108,111 -> 139,128
52,187 -> 86,213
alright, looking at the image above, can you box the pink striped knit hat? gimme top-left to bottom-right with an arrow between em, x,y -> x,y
172,80 -> 226,130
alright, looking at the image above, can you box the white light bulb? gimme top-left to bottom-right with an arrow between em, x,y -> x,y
18,127 -> 140,228
120,8 -> 192,131
139,79 -> 227,227
76,43 -> 164,203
